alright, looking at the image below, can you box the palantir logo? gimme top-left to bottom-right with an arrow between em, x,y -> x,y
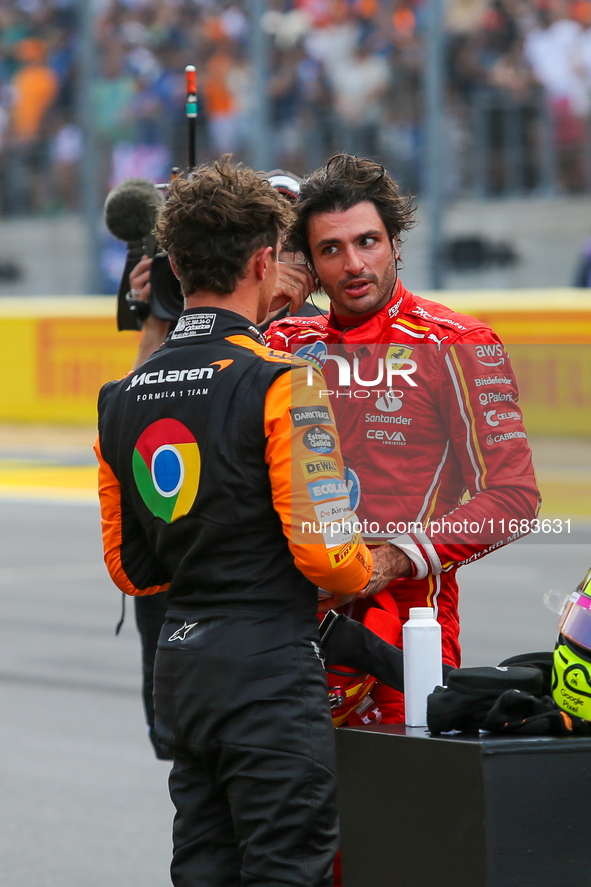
375,389 -> 403,413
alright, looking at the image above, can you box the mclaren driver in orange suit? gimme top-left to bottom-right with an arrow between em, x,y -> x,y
95,158 -> 403,887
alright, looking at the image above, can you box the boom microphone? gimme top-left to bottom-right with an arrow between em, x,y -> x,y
104,177 -> 163,244
104,178 -> 183,331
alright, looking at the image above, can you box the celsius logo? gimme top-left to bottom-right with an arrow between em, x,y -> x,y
375,388 -> 403,413
484,409 -> 520,427
133,419 -> 200,523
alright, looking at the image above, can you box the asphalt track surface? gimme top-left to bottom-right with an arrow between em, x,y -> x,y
0,431 -> 590,886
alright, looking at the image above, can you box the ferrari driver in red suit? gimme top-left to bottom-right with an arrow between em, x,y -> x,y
266,154 -> 541,725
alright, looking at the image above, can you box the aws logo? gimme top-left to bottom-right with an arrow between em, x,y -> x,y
133,419 -> 200,523
474,344 -> 505,367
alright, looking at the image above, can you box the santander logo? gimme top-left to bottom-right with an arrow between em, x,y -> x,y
375,389 -> 404,413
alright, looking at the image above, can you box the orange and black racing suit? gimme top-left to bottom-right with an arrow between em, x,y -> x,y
95,307 -> 372,887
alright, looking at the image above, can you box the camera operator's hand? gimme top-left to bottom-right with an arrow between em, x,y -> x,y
129,254 -> 171,370
129,255 -> 152,305
267,261 -> 317,317
358,544 -> 412,598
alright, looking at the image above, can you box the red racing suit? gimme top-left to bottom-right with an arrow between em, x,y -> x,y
267,280 -> 541,722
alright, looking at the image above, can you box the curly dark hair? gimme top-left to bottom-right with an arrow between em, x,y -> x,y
155,156 -> 293,296
285,154 -> 417,264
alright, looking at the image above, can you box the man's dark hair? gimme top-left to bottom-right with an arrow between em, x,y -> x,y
155,155 -> 293,296
285,154 -> 416,264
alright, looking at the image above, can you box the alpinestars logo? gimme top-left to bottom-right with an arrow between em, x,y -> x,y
168,622 -> 198,641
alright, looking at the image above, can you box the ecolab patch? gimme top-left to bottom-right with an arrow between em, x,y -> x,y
307,478 -> 349,503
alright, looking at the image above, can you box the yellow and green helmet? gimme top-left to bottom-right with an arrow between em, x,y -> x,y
552,567 -> 591,721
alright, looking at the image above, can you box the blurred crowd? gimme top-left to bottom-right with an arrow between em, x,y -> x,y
2,0 -> 591,216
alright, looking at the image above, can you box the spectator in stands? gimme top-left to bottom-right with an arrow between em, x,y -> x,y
5,0 -> 591,216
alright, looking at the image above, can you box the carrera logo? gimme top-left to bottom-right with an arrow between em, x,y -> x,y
367,429 -> 407,445
301,457 -> 339,480
291,406 -> 333,427
307,478 -> 349,502
474,344 -> 505,367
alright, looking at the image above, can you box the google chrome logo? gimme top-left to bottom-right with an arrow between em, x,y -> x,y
133,419 -> 200,523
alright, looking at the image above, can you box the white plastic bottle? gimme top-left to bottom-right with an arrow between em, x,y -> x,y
403,607 -> 443,727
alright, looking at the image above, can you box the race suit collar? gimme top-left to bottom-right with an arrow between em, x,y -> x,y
325,280 -> 413,351
167,307 -> 266,346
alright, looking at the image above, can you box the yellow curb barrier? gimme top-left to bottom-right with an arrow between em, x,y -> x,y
0,292 -> 590,433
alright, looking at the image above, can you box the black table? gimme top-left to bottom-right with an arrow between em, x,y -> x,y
336,724 -> 591,887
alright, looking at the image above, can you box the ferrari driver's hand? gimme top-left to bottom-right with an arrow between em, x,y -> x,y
358,544 -> 412,598
267,262 -> 317,315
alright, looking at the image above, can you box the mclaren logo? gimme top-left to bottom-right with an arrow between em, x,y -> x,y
125,360 -> 232,391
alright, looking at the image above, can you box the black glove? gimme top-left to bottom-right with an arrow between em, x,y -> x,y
427,665 -> 545,735
319,613 -> 404,692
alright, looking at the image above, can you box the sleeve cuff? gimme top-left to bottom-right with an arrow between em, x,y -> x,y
387,531 -> 442,580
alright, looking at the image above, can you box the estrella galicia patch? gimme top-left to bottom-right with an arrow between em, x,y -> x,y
303,426 -> 335,454
291,406 -> 333,427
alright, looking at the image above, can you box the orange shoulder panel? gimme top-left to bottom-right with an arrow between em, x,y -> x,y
264,364 -> 373,596
94,436 -> 169,597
